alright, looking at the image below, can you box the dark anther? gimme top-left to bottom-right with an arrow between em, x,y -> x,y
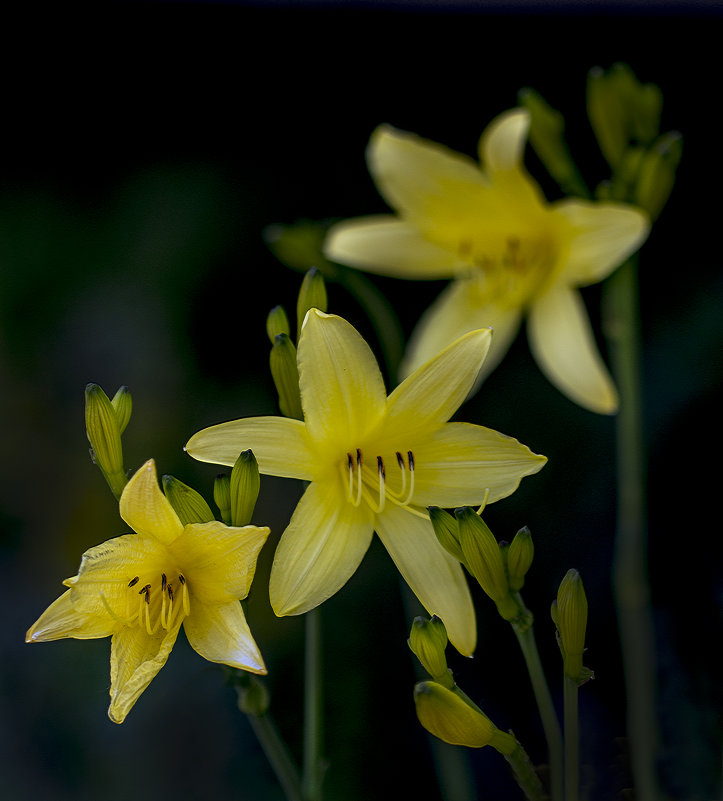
127,576 -> 140,587
138,583 -> 151,595
407,451 -> 415,470
347,453 -> 354,470
161,573 -> 167,591
395,451 -> 404,469
167,585 -> 174,601
178,574 -> 186,585
377,455 -> 385,479
356,448 -> 363,468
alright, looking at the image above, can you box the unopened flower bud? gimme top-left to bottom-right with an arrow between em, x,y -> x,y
236,674 -> 270,717
270,334 -> 303,420
408,616 -> 452,685
554,569 -> 591,683
455,508 -> 518,620
266,305 -> 291,344
110,386 -> 132,435
506,527 -> 534,592
587,66 -> 628,170
213,474 -> 231,525
296,267 -> 327,339
162,474 -> 215,525
230,450 -> 261,527
414,682 -> 515,754
428,506 -> 465,565
633,131 -> 682,221
85,383 -> 127,499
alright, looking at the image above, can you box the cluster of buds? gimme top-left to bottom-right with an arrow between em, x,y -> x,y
267,267 -> 328,420
211,450 -> 261,527
429,506 -> 534,623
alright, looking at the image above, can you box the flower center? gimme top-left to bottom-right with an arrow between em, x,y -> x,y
457,236 -> 553,307
343,448 -> 417,514
103,571 -> 191,635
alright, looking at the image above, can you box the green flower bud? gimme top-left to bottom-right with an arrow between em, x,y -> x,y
633,131 -> 682,221
85,383 -> 127,499
455,508 -> 518,620
296,267 -> 327,340
555,569 -> 592,683
587,66 -> 628,170
213,473 -> 231,525
408,616 -> 452,686
428,506 -> 465,565
506,527 -> 534,592
230,450 -> 261,527
236,674 -> 270,717
162,474 -> 215,525
414,682 -> 515,754
266,305 -> 291,344
263,220 -> 339,280
518,87 -> 588,198
110,386 -> 132,435
270,333 -> 303,420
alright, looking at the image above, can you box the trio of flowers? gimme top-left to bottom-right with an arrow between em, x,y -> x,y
26,107 -> 647,724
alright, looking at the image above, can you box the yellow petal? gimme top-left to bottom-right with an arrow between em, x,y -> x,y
528,285 -> 619,414
324,216 -> 459,279
411,422 -> 547,507
414,681 -> 494,747
298,310 -> 387,447
120,459 -> 183,546
26,589 -> 117,642
386,328 -> 492,432
399,277 -> 522,381
108,619 -> 181,723
479,108 -> 530,173
184,600 -> 266,674
368,123 -> 488,225
375,503 -> 476,655
69,533 -> 166,618
553,198 -> 650,286
186,416 -> 313,479
170,521 -> 270,605
269,480 -> 375,616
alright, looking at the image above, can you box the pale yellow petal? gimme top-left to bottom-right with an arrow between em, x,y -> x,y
298,310 -> 387,447
553,198 -> 650,286
528,285 -> 618,414
186,416 -> 313,479
410,422 -> 547,507
171,521 -> 270,605
479,108 -> 530,173
385,328 -> 492,432
69,533 -> 166,618
324,216 -> 459,279
108,619 -> 181,723
375,503 -> 476,655
269,480 -> 375,616
184,600 -> 266,674
368,123 -> 488,224
26,589 -> 117,642
399,277 -> 522,381
120,460 -> 184,546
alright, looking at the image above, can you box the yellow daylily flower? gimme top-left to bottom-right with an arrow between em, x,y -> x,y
186,309 -> 546,655
324,109 -> 650,414
26,459 -> 269,723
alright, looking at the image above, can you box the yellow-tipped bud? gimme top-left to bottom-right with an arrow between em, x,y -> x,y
230,450 -> 261,527
266,305 -> 291,344
162,474 -> 215,525
506,527 -> 534,592
110,386 -> 132,435
428,506 -> 465,565
296,267 -> 327,340
633,131 -> 682,221
84,383 -> 127,499
213,473 -> 232,525
455,508 -> 518,620
270,334 -> 303,420
408,616 -> 452,686
414,682 -> 516,754
554,569 -> 592,684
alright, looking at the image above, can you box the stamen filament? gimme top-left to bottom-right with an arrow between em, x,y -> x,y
180,574 -> 191,617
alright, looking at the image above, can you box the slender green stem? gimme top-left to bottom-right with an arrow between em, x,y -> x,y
511,621 -> 564,801
247,713 -> 304,801
563,675 -> 579,801
504,742 -> 548,801
604,257 -> 660,801
303,606 -> 324,801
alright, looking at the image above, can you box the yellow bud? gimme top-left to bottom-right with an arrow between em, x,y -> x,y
428,506 -> 465,565
266,305 -> 291,344
555,569 -> 590,682
296,267 -> 327,340
270,334 -> 303,420
408,616 -> 451,685
230,450 -> 260,526
213,474 -> 231,525
84,383 -> 127,499
506,527 -> 534,592
162,474 -> 215,525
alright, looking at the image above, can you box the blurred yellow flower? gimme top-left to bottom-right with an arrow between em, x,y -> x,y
324,109 -> 649,413
26,459 -> 269,723
186,309 -> 545,655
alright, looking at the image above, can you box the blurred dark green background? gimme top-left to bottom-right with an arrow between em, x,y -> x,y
2,2 -> 721,800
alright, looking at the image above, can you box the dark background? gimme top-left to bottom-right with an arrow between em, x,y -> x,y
1,2 -> 721,800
